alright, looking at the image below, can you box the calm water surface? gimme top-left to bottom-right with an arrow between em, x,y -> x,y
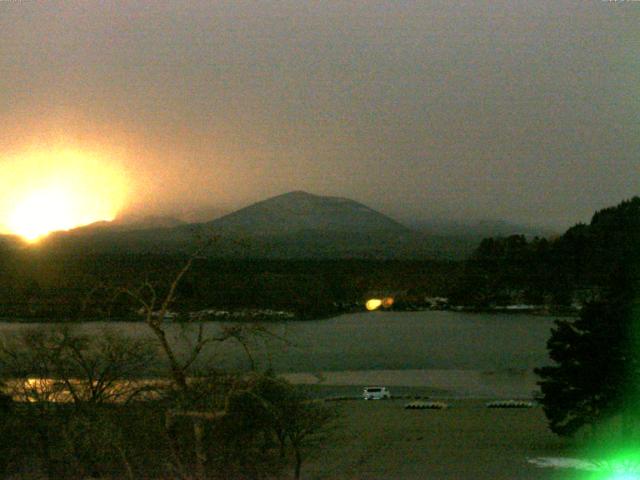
0,311 -> 556,375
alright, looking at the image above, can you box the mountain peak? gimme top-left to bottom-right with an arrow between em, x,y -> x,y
280,190 -> 315,197
208,191 -> 407,234
273,190 -> 348,203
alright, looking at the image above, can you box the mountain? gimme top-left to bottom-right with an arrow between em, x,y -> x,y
176,191 -> 419,258
206,191 -> 408,234
61,215 -> 187,236
30,191 -> 445,259
25,191 -> 547,260
114,215 -> 187,230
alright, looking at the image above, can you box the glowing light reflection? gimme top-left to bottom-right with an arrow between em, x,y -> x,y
366,299 -> 383,311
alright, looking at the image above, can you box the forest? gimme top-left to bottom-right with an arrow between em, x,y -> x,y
1,196 -> 639,321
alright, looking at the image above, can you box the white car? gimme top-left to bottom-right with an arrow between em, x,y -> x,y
363,386 -> 391,400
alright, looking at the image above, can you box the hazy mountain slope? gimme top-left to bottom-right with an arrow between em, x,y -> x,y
28,191 -> 509,259
207,191 -> 409,234
408,219 -> 557,239
59,215 -> 187,236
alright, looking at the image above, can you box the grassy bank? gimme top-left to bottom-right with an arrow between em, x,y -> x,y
305,399 -> 575,480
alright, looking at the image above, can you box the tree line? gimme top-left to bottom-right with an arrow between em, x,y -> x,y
0,253 -> 461,320
532,197 -> 640,450
451,196 -> 640,309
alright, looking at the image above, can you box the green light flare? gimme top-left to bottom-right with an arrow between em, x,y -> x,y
607,474 -> 640,480
581,449 -> 640,480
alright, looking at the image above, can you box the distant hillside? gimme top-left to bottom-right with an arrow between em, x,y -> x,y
62,215 -> 187,236
207,191 -> 408,234
114,215 -> 187,230
35,191 -> 466,259
450,196 -> 640,307
409,218 -> 556,240
18,191 -> 552,260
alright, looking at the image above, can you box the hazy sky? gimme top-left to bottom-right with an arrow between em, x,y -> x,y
1,1 -> 638,229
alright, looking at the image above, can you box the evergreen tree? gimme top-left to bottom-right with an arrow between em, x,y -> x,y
536,271 -> 640,437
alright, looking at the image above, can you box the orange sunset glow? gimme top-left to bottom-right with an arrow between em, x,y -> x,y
0,149 -> 129,242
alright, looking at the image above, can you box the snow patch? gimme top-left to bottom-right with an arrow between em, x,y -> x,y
530,457 -> 640,476
528,457 -> 598,471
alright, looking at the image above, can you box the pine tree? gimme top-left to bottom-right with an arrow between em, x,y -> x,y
536,274 -> 640,437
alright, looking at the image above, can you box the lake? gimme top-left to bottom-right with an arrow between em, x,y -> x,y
0,311 -> 556,375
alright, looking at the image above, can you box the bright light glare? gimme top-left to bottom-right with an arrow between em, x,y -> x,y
529,455 -> 640,478
366,299 -> 383,311
606,472 -> 640,480
593,454 -> 640,480
0,149 -> 129,242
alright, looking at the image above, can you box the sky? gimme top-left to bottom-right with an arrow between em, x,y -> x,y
1,0 -> 638,230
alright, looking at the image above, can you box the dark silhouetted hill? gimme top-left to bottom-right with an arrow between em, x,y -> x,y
208,191 -> 408,234
7,191 -> 554,260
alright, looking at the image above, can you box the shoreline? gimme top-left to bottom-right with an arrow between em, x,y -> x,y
0,306 -> 571,324
281,368 -> 541,399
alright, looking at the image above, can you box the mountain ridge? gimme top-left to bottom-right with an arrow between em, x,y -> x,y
5,191 -> 553,259
203,190 -> 409,235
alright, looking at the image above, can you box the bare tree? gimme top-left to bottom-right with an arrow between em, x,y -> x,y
117,245 -> 278,479
226,374 -> 338,480
117,247 -> 254,389
0,326 -> 156,407
0,326 -> 154,478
